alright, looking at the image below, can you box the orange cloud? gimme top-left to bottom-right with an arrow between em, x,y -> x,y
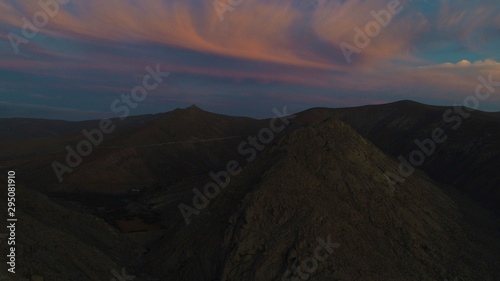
419,59 -> 500,69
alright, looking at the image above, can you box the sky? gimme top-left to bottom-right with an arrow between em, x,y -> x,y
0,0 -> 499,120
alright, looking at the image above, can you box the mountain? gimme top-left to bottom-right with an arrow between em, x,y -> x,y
294,100 -> 500,211
1,101 -> 499,280
0,106 -> 265,193
0,183 -> 143,281
139,118 -> 500,280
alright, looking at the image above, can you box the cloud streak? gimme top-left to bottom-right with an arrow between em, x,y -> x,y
419,59 -> 500,69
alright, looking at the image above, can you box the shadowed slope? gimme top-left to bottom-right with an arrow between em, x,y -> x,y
142,118 -> 500,280
0,184 -> 143,281
19,106 -> 267,193
295,101 -> 500,211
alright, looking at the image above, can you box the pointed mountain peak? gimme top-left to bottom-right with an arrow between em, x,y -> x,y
187,104 -> 201,110
172,104 -> 206,115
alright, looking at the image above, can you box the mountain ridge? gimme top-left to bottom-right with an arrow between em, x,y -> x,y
141,117 -> 500,281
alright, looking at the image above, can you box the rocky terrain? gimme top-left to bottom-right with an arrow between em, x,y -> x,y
0,102 -> 499,280
141,118 -> 500,281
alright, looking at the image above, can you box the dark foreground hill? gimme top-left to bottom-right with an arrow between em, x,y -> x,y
0,184 -> 143,281
139,118 -> 500,281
